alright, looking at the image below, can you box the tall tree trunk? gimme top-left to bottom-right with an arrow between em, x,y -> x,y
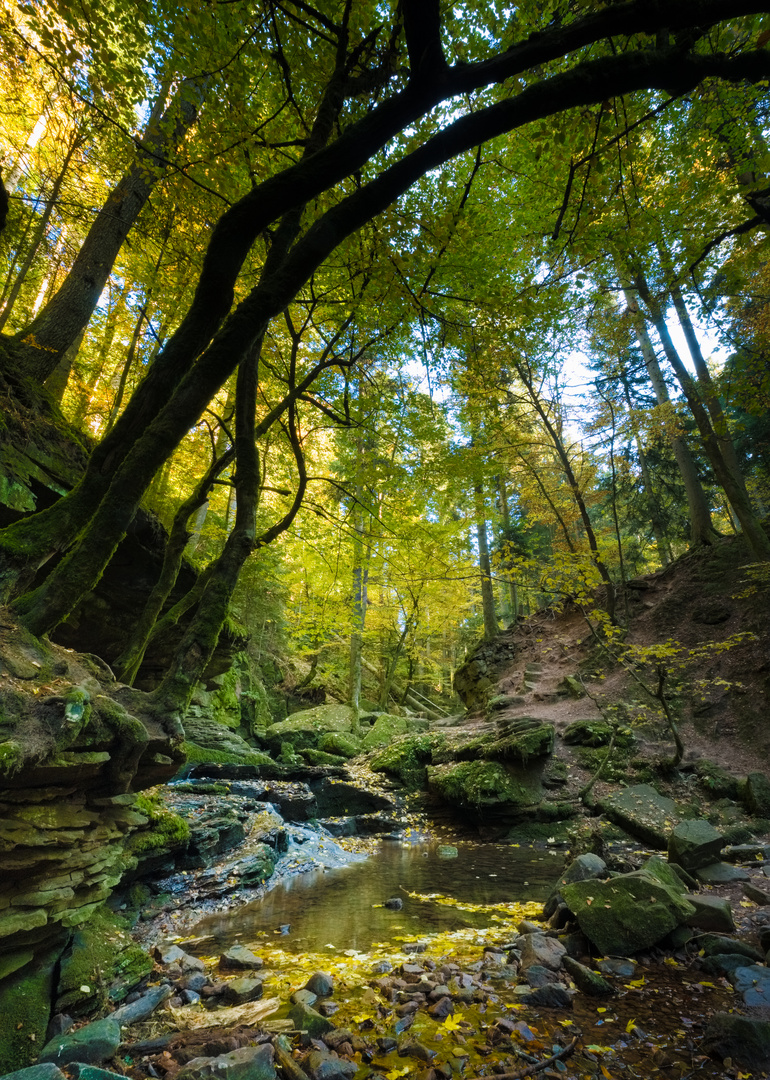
621,280 -> 719,548
497,474 -> 518,624
620,372 -> 673,566
634,272 -> 770,562
474,481 -> 498,641
7,78 -> 204,382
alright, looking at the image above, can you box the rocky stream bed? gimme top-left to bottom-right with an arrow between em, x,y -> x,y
6,769 -> 770,1080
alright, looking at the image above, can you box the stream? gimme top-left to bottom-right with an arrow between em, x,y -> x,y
189,836 -> 562,954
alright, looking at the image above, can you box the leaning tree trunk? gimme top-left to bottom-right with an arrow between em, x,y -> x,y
634,272 -> 770,562
6,78 -> 204,383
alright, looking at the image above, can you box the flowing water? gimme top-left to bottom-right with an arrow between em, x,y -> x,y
190,836 -> 563,953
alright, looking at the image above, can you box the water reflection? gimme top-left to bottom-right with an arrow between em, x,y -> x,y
192,839 -> 562,954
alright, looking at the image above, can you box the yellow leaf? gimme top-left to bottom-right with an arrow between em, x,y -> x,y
601,1065 -> 614,1079
628,977 -> 646,988
698,981 -> 717,988
625,1019 -> 637,1033
596,1007 -> 607,1013
443,1013 -> 463,1031
664,957 -> 679,966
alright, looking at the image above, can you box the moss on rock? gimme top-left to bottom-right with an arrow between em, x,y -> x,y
318,731 -> 362,758
370,733 -> 445,789
427,759 -> 543,809
361,714 -> 409,750
126,790 -> 190,857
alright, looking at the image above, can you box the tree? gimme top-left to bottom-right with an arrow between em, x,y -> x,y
2,0 -> 769,717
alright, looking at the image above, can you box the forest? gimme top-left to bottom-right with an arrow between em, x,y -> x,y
1,0 -> 770,720
5,3 -> 770,1077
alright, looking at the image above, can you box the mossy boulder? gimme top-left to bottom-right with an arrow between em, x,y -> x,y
561,856 -> 696,955
361,715 -> 409,750
427,760 -> 543,810
668,819 -> 724,872
264,704 -> 355,755
370,733 -> 444,790
695,760 -> 741,800
317,732 -> 362,758
0,943 -> 62,1073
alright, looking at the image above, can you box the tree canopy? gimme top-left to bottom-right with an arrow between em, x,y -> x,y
1,0 -> 770,718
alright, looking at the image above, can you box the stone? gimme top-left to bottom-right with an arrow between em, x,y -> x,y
154,944 -> 204,971
383,897 -> 403,909
305,971 -> 334,997
601,784 -> 680,848
561,859 -> 695,955
220,977 -> 263,1004
39,1018 -> 121,1067
668,820 -> 724,871
694,861 -> 749,885
702,1012 -> 770,1071
519,933 -> 566,972
437,846 -> 458,859
0,1068 -> 67,1080
218,945 -> 264,971
684,894 -> 735,933
176,1044 -> 277,1080
596,958 -> 636,978
562,719 -> 627,747
513,984 -> 574,1008
428,996 -> 454,1018
745,772 -> 770,818
744,881 -> 770,905
700,935 -> 764,962
731,965 -> 770,1007
701,953 -> 759,979
110,984 -> 172,1025
524,964 -> 558,988
288,1002 -> 335,1039
562,956 -> 614,997
291,989 -> 318,1007
544,854 -> 607,919
305,1049 -> 357,1080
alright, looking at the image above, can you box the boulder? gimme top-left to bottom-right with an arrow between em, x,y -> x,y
361,715 -> 409,750
426,760 -> 542,811
699,935 -> 763,962
512,984 -> 574,1008
39,1018 -> 121,1067
668,820 -> 724,871
560,857 -> 695,955
702,1012 -> 770,1071
544,854 -> 606,919
264,705 -> 356,755
562,720 -> 632,748
600,784 -> 680,848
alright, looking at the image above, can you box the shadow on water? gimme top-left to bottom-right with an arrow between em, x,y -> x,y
191,839 -> 563,954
